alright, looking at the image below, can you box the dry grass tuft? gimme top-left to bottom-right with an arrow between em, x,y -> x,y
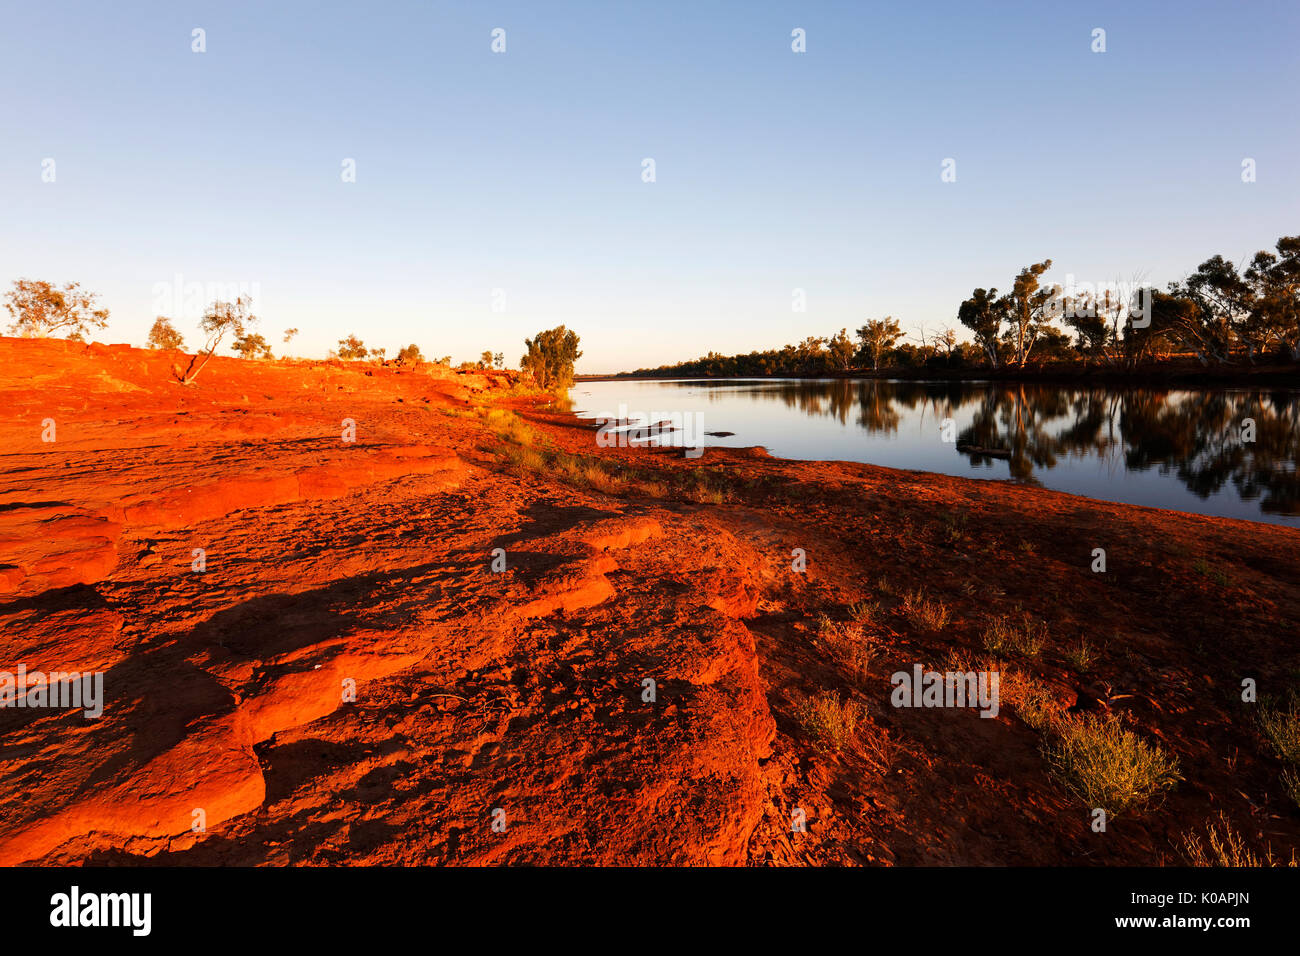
503,444 -> 545,471
1181,813 -> 1298,867
1042,712 -> 1181,815
848,599 -> 879,625
816,617 -> 879,682
1282,769 -> 1300,811
1000,670 -> 1064,732
1259,695 -> 1300,765
899,588 -> 950,632
795,691 -> 865,751
1064,639 -> 1099,672
982,613 -> 1046,659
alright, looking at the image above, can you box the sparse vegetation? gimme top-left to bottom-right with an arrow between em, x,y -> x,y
1182,813 -> 1298,867
848,599 -> 879,625
1283,769 -> 1300,810
1064,640 -> 1099,672
939,511 -> 968,546
689,471 -> 726,505
231,331 -> 272,360
175,296 -> 256,385
817,617 -> 879,682
795,690 -> 865,751
395,344 -> 424,365
982,613 -> 1047,659
944,650 -> 1062,732
486,408 -> 654,498
1193,558 -> 1231,587
1258,695 -> 1300,765
1042,713 -> 1181,814
899,588 -> 950,631
553,453 -> 627,495
484,407 -> 536,447
502,443 -> 545,472
4,279 -> 109,340
146,316 -> 184,350
336,335 -> 368,360
1000,670 -> 1062,732
483,406 -> 735,503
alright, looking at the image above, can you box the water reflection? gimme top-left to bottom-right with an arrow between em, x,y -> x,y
580,379 -> 1300,523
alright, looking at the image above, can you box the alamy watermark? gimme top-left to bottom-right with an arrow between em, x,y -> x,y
151,273 -> 262,322
593,403 -> 705,458
49,886 -> 150,936
1,666 -> 104,718
1046,274 -> 1152,329
891,664 -> 999,718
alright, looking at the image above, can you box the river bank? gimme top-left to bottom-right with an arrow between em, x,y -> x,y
2,337 -> 1297,866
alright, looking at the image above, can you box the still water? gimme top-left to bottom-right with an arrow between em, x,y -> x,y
571,378 -> 1300,527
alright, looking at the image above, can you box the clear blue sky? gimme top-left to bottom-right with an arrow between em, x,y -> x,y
2,0 -> 1297,373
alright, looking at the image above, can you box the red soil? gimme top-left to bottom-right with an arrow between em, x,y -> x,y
1,336 -> 1297,865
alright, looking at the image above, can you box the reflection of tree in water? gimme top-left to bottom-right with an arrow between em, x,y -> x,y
854,381 -> 902,434
952,385 -> 1298,512
748,379 -> 1300,515
953,385 -> 1078,483
1121,390 -> 1299,515
752,379 -> 896,430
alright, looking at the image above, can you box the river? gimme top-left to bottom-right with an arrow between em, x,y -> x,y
570,378 -> 1300,526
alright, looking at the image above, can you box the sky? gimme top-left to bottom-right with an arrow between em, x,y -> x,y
2,1 -> 1298,373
